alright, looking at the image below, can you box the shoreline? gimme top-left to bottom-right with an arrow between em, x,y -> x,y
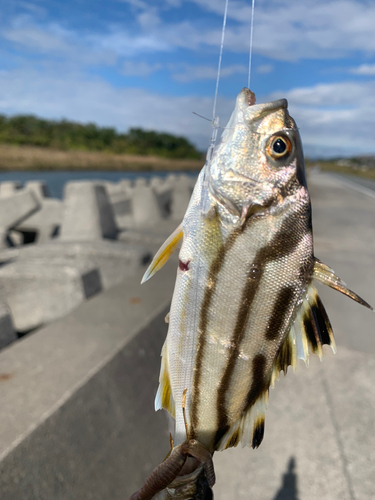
0,144 -> 203,172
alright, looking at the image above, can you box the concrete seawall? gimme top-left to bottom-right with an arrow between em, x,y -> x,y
0,264 -> 176,500
0,171 -> 374,499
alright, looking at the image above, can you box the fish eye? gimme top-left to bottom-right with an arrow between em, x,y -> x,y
266,135 -> 292,160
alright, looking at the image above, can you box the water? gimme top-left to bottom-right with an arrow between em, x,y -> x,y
0,170 -> 196,199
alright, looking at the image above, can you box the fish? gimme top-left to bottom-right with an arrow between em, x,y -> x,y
130,88 -> 372,499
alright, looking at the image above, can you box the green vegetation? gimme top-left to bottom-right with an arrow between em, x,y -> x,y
306,157 -> 375,181
0,114 -> 202,159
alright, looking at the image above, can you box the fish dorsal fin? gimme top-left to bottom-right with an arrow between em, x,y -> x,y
313,258 -> 373,310
216,282 -> 336,452
155,341 -> 176,418
141,224 -> 183,284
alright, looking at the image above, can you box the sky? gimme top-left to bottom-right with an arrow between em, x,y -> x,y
1,0 -> 375,158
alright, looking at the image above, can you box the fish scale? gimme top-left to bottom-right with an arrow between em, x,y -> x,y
132,88 -> 373,500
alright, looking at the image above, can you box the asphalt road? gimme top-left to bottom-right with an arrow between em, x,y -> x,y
214,171 -> 375,500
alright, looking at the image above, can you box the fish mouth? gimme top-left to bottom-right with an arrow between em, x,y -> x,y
237,88 -> 288,119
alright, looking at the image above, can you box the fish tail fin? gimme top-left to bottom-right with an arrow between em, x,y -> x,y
141,224 -> 183,284
313,258 -> 373,310
155,341 -> 176,418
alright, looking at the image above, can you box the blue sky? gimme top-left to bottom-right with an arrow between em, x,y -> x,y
1,0 -> 375,157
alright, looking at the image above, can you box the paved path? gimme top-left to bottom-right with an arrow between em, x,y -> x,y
214,171 -> 375,500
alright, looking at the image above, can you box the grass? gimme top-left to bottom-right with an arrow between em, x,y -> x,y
306,160 -> 375,181
0,144 -> 204,171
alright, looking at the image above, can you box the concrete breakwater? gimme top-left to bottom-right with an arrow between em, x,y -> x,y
0,173 -> 196,348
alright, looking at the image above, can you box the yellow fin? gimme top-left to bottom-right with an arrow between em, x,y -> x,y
313,258 -> 373,310
216,392 -> 268,451
155,341 -> 175,418
141,224 -> 183,284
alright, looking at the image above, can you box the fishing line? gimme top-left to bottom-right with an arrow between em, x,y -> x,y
247,0 -> 256,89
202,0 -> 229,166
212,0 -> 229,121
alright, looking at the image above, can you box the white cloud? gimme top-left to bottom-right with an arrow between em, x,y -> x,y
172,64 -> 247,82
181,0 -> 375,60
0,66 -> 235,150
256,64 -> 273,74
349,64 -> 375,76
2,16 -> 117,66
122,61 -> 162,77
0,63 -> 374,157
270,80 -> 375,154
7,1 -> 375,64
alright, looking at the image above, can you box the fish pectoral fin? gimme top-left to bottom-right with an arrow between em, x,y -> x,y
141,224 -> 183,284
215,392 -> 268,452
155,341 -> 176,418
313,258 -> 373,310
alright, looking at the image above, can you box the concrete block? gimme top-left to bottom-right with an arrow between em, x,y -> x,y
7,230 -> 23,247
60,181 -> 117,241
0,269 -> 176,500
0,191 -> 40,230
134,177 -> 148,188
0,301 -> 17,349
0,259 -> 102,332
150,177 -> 173,218
24,181 -> 50,201
118,220 -> 177,248
170,174 -> 193,221
0,239 -> 151,290
0,181 -> 22,199
119,179 -> 132,190
103,183 -> 133,231
132,185 -> 163,227
15,198 -> 63,243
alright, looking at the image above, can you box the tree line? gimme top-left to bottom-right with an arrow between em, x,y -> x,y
0,114 -> 202,159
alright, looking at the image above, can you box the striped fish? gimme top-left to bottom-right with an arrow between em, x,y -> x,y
133,88 -> 372,499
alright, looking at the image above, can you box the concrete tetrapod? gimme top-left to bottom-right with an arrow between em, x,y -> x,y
0,258 -> 102,332
0,239 -> 151,290
0,301 -> 17,349
60,181 -> 118,241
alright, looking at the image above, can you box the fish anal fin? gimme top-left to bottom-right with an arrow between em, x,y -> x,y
313,258 -> 373,310
155,342 -> 176,418
215,392 -> 268,451
271,327 -> 298,386
141,224 -> 183,284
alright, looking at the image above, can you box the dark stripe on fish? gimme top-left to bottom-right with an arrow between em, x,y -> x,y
191,225 -> 246,432
216,211 -> 312,436
265,286 -> 296,341
215,267 -> 265,431
214,353 -> 267,447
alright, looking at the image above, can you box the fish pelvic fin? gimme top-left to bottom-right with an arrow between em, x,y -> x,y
215,392 -> 268,452
155,341 -> 176,418
141,224 -> 183,284
313,258 -> 373,310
